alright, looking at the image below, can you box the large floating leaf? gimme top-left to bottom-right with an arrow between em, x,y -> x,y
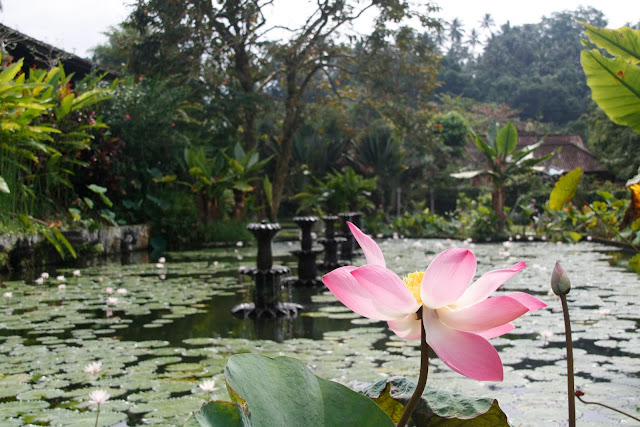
185,401 -> 247,427
223,354 -> 394,426
580,23 -> 640,133
361,377 -> 509,425
549,168 -> 583,211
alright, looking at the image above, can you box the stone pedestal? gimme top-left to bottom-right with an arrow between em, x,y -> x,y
283,216 -> 323,286
232,221 -> 302,318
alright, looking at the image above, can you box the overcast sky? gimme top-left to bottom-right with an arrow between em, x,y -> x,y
1,1 -> 638,59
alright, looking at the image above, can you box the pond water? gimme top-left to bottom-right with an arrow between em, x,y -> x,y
0,237 -> 638,426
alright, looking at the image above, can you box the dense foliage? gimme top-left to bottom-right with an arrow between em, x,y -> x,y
2,3 -> 639,256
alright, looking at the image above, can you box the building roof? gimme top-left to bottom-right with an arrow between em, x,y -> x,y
0,23 -> 116,81
517,133 -> 605,175
461,133 -> 606,177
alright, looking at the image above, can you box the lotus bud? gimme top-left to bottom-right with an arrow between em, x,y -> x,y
551,261 -> 571,295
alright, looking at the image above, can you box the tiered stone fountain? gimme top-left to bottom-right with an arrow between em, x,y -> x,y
317,215 -> 348,271
232,221 -> 302,318
338,212 -> 360,263
283,216 -> 323,286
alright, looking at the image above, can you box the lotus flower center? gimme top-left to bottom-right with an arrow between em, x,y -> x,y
402,271 -> 424,304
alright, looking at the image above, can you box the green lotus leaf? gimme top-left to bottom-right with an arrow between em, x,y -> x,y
0,400 -> 49,417
32,408 -> 127,426
129,396 -> 205,418
361,377 -> 509,425
185,401 -> 248,427
224,353 -> 394,426
17,388 -> 65,400
127,390 -> 172,403
0,384 -> 31,399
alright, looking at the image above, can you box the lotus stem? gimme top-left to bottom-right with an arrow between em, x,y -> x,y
94,404 -> 100,427
560,294 -> 576,427
576,392 -> 640,422
397,308 -> 430,427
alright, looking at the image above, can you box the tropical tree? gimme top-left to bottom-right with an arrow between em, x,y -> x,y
479,13 -> 495,37
120,0 -> 441,220
452,121 -> 553,232
467,29 -> 482,53
448,18 -> 465,45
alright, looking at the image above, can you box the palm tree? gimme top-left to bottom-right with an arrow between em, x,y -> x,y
451,122 -> 554,233
479,13 -> 495,36
467,28 -> 482,53
448,18 -> 465,45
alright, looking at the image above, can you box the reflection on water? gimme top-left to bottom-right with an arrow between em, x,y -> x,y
0,238 -> 638,426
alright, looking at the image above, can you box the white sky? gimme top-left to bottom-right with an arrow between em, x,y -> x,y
0,0 -> 638,59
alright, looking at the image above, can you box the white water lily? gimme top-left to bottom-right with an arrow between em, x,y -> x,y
199,379 -> 216,392
73,269 -> 81,277
88,389 -> 110,405
84,361 -> 102,375
35,277 -> 44,285
56,275 -> 66,282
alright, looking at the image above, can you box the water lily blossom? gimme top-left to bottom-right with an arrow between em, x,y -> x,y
198,379 -> 216,392
88,389 -> 110,405
323,222 -> 546,381
84,361 -> 102,375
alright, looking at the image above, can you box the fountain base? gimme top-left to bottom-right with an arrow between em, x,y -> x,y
231,302 -> 304,319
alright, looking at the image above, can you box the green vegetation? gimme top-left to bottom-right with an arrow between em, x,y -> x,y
1,4 -> 640,259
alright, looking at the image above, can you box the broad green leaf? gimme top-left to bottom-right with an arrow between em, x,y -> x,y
185,401 -> 248,427
83,197 -> 94,209
563,231 -> 583,243
469,129 -> 496,159
0,59 -> 24,83
263,177 -> 273,210
153,174 -> 177,183
29,126 -> 62,134
361,377 -> 509,425
581,22 -> 640,63
52,227 -> 77,259
68,208 -> 82,221
629,253 -> 640,274
224,354 -> 394,427
549,168 -> 583,211
581,49 -> 640,133
233,182 -> 253,192
57,93 -> 75,120
0,176 -> 9,193
495,121 -> 518,156
1,122 -> 21,132
88,184 -> 113,207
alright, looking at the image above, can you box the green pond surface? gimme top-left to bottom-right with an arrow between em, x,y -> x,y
0,237 -> 638,426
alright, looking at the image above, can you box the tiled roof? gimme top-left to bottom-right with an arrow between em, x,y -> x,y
0,23 -> 117,81
461,133 -> 605,175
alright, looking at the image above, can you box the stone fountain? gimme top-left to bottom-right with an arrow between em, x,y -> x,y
282,216 -> 323,286
232,221 -> 302,318
338,212 -> 359,263
317,215 -> 348,271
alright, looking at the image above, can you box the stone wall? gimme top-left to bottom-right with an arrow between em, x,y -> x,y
0,224 -> 151,270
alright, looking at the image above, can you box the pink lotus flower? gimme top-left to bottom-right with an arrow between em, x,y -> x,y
323,222 -> 546,381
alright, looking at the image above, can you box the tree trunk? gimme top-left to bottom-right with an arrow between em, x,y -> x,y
492,186 -> 506,231
232,189 -> 246,220
270,70 -> 302,220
